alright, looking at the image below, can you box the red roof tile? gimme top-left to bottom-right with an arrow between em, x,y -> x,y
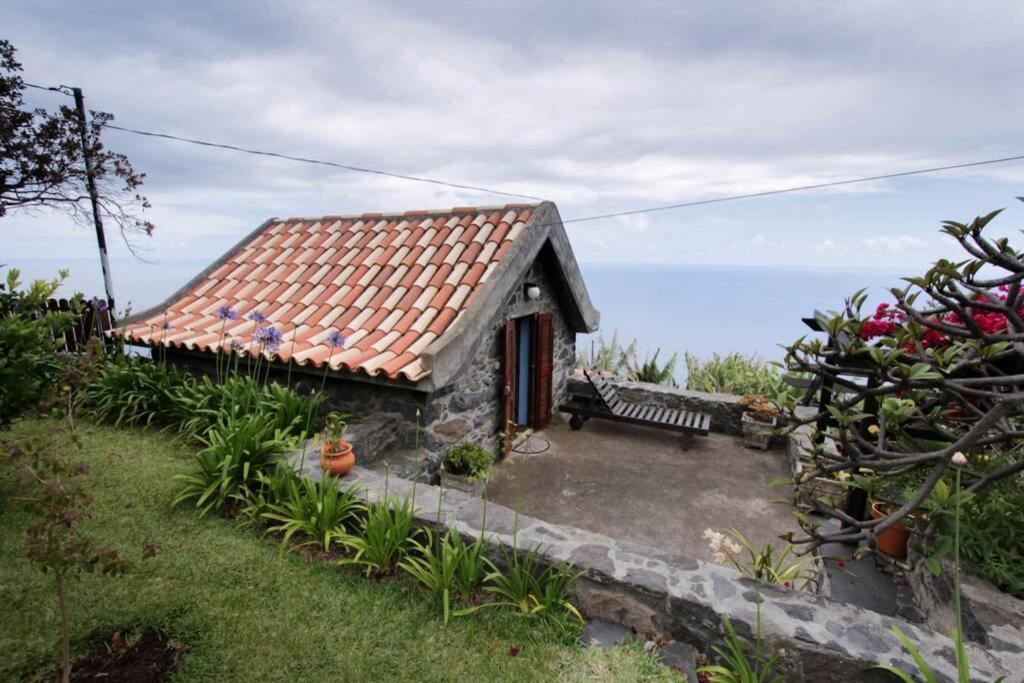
121,204 -> 538,382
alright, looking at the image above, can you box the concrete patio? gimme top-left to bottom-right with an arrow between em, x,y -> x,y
485,417 -> 800,561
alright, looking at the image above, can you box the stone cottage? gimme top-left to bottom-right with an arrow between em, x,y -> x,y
121,201 -> 599,469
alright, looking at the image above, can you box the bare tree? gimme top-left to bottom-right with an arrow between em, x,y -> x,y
782,205 -> 1024,562
0,39 -> 153,247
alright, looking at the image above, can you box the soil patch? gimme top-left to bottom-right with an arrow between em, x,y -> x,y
70,628 -> 184,682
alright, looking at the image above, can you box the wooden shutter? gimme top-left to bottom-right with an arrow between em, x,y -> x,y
502,320 -> 516,455
531,312 -> 554,429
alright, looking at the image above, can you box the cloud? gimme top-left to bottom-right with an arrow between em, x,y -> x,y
860,235 -> 928,252
4,0 -> 1024,294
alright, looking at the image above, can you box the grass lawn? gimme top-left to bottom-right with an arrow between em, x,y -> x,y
0,418 -> 679,682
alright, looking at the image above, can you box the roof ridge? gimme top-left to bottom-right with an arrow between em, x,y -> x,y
274,202 -> 543,224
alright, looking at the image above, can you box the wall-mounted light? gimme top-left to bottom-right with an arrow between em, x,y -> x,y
525,284 -> 541,301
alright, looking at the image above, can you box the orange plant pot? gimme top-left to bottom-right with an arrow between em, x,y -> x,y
871,502 -> 910,559
320,440 -> 355,477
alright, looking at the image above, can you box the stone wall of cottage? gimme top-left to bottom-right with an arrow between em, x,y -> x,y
418,258 -> 576,466
164,255 -> 579,474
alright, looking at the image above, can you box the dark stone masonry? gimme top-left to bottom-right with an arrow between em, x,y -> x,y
312,464 -> 1024,682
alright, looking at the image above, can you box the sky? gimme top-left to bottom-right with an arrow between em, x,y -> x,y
4,1 -> 1024,312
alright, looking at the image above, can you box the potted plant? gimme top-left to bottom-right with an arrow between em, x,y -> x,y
870,501 -> 910,559
738,394 -> 780,450
319,413 -> 355,477
440,442 -> 493,496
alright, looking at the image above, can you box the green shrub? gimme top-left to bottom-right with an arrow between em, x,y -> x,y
482,544 -> 582,624
401,528 -> 491,624
0,268 -> 77,424
172,375 -> 323,443
576,331 -> 634,376
235,464 -> 300,529
172,413 -> 292,516
400,529 -> 462,624
629,349 -> 678,385
685,352 -> 785,398
698,603 -> 782,683
262,473 -> 365,553
577,332 -> 678,385
910,448 -> 1024,594
340,495 -> 422,576
444,442 -> 493,479
90,358 -> 188,428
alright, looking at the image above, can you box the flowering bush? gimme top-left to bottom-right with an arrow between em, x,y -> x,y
780,204 -> 1024,576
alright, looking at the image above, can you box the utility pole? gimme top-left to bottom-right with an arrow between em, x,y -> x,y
71,86 -> 116,313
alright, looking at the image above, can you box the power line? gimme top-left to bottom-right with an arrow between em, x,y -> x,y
13,81 -> 543,201
9,85 -> 1024,218
560,153 -> 1024,225
99,122 -> 545,202
22,81 -> 70,94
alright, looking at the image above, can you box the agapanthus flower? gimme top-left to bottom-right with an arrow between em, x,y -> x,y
89,296 -> 108,311
247,309 -> 268,324
228,338 -> 244,352
326,330 -> 347,349
216,305 -> 238,321
254,325 -> 283,350
162,320 -> 173,331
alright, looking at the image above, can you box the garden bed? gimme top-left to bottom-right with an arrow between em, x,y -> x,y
70,628 -> 184,682
0,419 -> 677,682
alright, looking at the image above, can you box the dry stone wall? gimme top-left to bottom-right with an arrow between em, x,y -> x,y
340,465 -> 1024,682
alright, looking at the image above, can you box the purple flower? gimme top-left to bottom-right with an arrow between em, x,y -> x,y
326,330 -> 347,349
162,320 -> 173,331
247,310 -> 268,324
254,325 -> 283,349
90,296 -> 108,311
216,305 -> 238,321
228,338 -> 244,352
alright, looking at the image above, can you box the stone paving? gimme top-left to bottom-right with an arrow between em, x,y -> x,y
485,419 -> 801,561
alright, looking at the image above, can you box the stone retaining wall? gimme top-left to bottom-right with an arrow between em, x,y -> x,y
338,466 -> 1022,682
566,376 -> 745,435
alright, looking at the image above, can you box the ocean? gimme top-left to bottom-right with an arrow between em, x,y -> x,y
577,263 -> 907,378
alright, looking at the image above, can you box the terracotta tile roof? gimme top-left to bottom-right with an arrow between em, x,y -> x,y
122,204 -> 539,382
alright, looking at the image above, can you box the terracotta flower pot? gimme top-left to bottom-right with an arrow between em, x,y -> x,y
871,502 -> 910,559
320,440 -> 355,477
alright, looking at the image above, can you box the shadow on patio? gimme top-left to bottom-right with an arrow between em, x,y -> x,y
485,418 -> 800,561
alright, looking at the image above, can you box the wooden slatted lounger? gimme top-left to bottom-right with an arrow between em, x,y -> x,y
558,370 -> 712,446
